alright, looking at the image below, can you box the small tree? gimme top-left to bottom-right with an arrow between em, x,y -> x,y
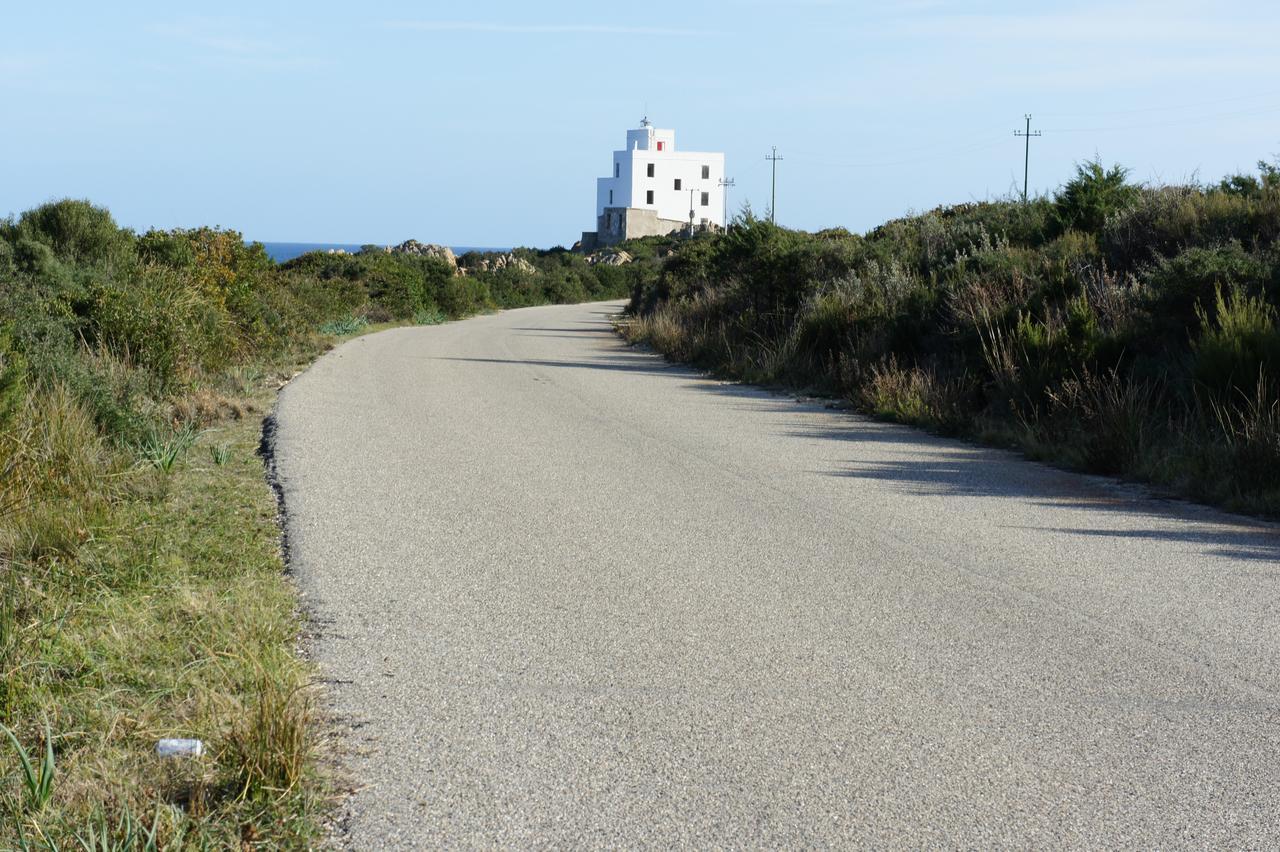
1217,159 -> 1280,198
1053,159 -> 1137,234
16,199 -> 135,268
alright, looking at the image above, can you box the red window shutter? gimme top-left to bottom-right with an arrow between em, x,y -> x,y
657,141 -> 664,151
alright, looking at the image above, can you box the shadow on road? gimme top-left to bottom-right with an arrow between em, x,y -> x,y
436,355 -> 683,375
795,421 -> 1280,565
449,322 -> 1280,567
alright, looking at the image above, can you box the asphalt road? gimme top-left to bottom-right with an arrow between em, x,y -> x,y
274,300 -> 1280,848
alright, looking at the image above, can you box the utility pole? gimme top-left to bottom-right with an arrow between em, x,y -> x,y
1013,114 -> 1042,203
689,187 -> 697,232
765,146 -> 783,223
718,177 -> 735,230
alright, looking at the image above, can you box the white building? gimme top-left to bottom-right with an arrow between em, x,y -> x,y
582,120 -> 726,248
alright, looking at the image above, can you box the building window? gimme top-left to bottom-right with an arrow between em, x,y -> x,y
614,162 -> 619,178
701,165 -> 710,179
609,190 -> 613,205
646,190 -> 654,204
701,192 -> 710,206
657,141 -> 665,151
674,178 -> 682,190
647,163 -> 655,177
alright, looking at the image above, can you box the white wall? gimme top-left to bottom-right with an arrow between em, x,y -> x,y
595,127 -> 726,227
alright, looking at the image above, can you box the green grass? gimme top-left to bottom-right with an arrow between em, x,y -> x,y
0,361 -> 324,848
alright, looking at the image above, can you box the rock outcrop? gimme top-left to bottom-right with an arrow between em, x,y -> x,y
586,250 -> 633,266
462,252 -> 537,276
391,240 -> 458,270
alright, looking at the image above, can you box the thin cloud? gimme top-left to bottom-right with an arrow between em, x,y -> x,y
150,19 -> 319,71
862,2 -> 1274,46
386,20 -> 719,37
0,53 -> 50,74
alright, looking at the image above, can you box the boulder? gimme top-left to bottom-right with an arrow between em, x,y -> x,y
390,239 -> 458,270
587,250 -> 633,266
464,252 -> 537,275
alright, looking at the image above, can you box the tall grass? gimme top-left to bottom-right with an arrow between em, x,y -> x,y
226,669 -> 312,802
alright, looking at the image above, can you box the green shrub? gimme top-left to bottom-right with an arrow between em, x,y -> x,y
1139,242 -> 1270,342
0,326 -> 28,429
14,199 -> 135,269
93,264 -> 233,386
1053,159 -> 1139,235
1193,285 -> 1280,402
1102,185 -> 1261,269
1218,159 -> 1280,198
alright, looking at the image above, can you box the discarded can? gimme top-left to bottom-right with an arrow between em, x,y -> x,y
156,738 -> 204,758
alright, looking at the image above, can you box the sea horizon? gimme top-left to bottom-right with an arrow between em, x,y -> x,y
258,241 -> 514,263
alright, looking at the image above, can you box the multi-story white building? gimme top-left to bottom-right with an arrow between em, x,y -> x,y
582,120 -> 726,248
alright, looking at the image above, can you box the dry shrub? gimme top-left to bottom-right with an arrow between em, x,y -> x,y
948,269 -> 1035,330
1077,265 -> 1145,335
1046,367 -> 1161,473
170,387 -> 248,427
627,308 -> 687,356
626,290 -> 737,368
861,356 -> 972,432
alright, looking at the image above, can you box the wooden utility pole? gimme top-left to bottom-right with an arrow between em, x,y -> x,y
718,177 -> 735,229
765,147 -> 783,223
1013,115 -> 1042,203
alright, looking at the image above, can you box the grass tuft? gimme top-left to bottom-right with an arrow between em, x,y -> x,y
317,315 -> 368,336
2,721 -> 55,813
138,424 -> 197,473
413,307 -> 448,325
226,670 -> 313,803
210,443 -> 231,467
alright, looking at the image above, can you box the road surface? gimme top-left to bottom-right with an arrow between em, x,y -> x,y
274,300 -> 1279,848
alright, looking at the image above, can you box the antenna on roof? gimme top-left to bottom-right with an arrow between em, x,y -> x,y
641,103 -> 650,127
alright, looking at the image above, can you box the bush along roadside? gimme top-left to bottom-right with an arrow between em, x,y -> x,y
0,199 -> 664,847
623,159 -> 1280,517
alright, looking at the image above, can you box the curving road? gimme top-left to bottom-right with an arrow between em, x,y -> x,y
274,300 -> 1280,848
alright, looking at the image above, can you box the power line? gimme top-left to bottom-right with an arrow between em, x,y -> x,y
787,134 -> 1008,169
1038,90 -> 1280,119
1044,102 -> 1280,134
1013,114 -> 1042,203
765,146 -> 783,223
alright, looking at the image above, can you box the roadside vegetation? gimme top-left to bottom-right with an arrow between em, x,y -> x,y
0,199 -> 652,847
624,159 -> 1280,516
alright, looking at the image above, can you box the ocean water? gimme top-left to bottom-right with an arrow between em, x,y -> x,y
258,242 -> 510,263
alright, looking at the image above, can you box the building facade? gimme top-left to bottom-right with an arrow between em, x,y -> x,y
582,120 -> 725,249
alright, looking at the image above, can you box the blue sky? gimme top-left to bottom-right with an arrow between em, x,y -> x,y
3,1 -> 1278,247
